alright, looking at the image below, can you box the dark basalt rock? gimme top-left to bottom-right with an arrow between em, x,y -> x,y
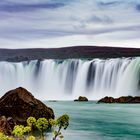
0,87 -> 54,125
98,96 -> 140,103
74,96 -> 88,101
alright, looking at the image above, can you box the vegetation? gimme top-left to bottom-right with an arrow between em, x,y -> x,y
36,118 -> 49,140
0,132 -> 14,140
0,114 -> 70,140
12,125 -> 25,137
27,135 -> 35,140
27,117 -> 36,135
27,117 -> 36,127
53,114 -> 69,140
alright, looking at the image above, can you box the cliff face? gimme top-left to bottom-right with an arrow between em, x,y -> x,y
0,46 -> 140,62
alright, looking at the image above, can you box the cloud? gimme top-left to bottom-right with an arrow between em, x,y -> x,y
1,31 -> 140,49
0,0 -> 139,48
97,1 -> 121,7
136,4 -> 140,12
88,15 -> 113,24
0,2 -> 65,13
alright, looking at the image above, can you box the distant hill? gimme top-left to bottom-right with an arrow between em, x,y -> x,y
0,46 -> 140,62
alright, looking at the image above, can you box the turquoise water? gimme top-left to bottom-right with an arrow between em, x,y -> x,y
45,101 -> 140,140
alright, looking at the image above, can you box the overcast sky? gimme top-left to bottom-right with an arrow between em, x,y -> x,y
0,0 -> 140,48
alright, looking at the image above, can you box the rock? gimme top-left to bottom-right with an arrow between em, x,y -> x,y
97,96 -> 115,103
0,116 -> 7,134
0,116 -> 15,135
0,87 -> 54,125
74,96 -> 88,101
114,96 -> 133,103
98,96 -> 140,103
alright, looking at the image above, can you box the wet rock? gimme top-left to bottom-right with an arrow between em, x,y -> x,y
98,96 -> 140,103
74,96 -> 88,101
97,96 -> 115,103
0,87 -> 54,125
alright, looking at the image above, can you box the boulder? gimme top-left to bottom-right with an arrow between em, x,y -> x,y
74,96 -> 88,101
0,87 -> 54,125
98,96 -> 140,103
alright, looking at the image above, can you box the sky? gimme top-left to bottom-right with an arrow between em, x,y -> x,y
0,0 -> 140,48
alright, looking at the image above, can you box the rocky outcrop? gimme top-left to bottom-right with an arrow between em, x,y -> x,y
74,96 -> 88,101
98,96 -> 140,103
0,87 -> 54,125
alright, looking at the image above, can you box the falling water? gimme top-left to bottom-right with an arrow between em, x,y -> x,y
0,57 -> 140,100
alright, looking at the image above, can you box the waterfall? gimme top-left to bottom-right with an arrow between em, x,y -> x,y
0,57 -> 140,100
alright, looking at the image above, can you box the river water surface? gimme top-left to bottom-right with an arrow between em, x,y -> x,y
45,101 -> 140,140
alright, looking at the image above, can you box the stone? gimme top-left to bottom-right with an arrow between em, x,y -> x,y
97,96 -> 115,103
0,116 -> 15,135
98,96 -> 140,103
0,87 -> 54,125
74,96 -> 88,101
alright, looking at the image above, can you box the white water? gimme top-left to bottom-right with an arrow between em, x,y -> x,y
0,58 -> 140,100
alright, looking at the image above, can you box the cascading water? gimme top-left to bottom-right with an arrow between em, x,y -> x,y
0,57 -> 140,100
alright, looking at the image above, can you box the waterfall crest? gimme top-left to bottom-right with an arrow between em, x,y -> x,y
0,58 -> 140,100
